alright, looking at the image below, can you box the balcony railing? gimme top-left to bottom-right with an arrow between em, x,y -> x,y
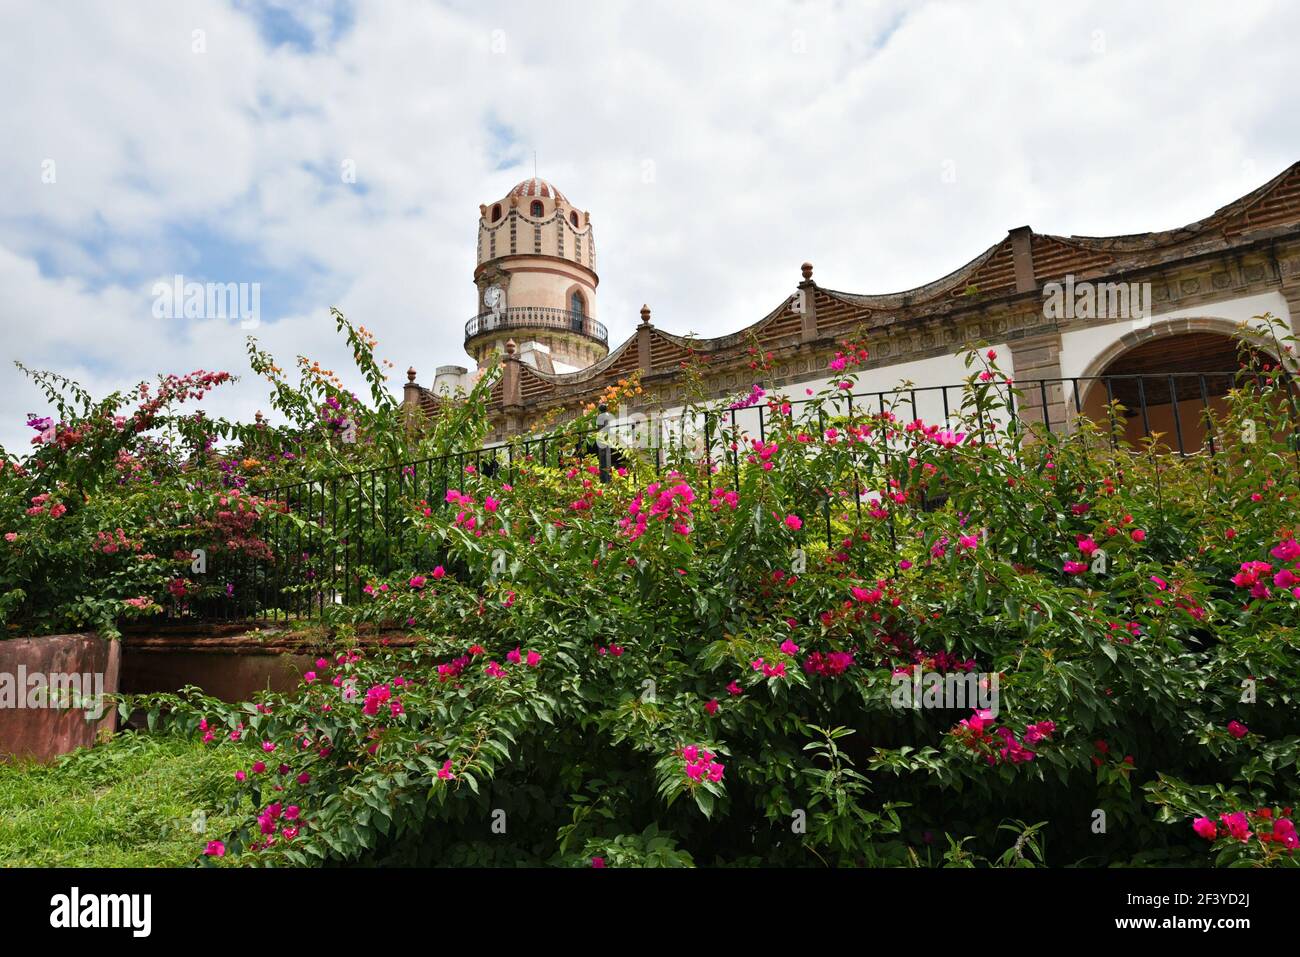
465,306 -> 608,345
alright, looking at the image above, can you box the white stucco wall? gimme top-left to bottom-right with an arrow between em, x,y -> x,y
606,345 -> 1015,452
1058,290 -> 1293,383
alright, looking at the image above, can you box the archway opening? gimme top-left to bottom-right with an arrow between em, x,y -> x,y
1079,331 -> 1250,451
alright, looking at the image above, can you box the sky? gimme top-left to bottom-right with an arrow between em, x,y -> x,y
1,0 -> 1298,452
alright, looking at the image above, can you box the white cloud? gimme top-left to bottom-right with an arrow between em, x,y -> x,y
1,0 -> 1297,452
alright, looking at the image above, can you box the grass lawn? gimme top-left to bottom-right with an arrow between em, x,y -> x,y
0,730 -> 244,867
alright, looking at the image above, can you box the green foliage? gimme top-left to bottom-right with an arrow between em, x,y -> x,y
0,731 -> 243,866
8,313 -> 1300,867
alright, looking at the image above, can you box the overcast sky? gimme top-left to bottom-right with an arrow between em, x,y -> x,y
2,0 -> 1298,452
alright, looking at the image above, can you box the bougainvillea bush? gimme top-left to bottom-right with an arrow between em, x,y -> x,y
0,311 -> 491,636
9,311 -> 1300,866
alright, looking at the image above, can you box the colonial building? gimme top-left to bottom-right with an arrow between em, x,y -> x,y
404,165 -> 1300,445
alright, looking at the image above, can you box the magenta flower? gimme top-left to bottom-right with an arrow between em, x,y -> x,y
1219,811 -> 1252,842
1273,818 -> 1299,849
203,841 -> 226,857
1192,817 -> 1217,841
1227,720 -> 1249,739
785,514 -> 803,531
1270,537 -> 1300,562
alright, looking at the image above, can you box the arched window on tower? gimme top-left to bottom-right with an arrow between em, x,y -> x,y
569,290 -> 586,332
530,200 -> 544,217
491,204 -> 501,222
569,211 -> 579,227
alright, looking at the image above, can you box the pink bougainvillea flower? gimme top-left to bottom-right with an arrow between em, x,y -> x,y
785,514 -> 803,531
409,575 -> 426,589
525,650 -> 541,667
1192,817 -> 1217,841
507,647 -> 522,664
437,760 -> 455,780
1227,720 -> 1249,739
704,698 -> 719,715
726,680 -> 742,696
1130,529 -> 1146,543
203,841 -> 226,857
1273,818 -> 1299,849
591,856 -> 606,868
1063,560 -> 1088,575
1270,537 -> 1300,562
1219,811 -> 1252,842
779,639 -> 799,655
432,565 -> 446,579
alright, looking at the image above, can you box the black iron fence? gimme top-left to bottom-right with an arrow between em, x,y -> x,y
171,370 -> 1297,623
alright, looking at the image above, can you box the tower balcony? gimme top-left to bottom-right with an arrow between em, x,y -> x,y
464,306 -> 608,348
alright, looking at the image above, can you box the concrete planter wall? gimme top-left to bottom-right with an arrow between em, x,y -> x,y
2,623 -> 413,762
120,624 -> 319,703
0,632 -> 120,763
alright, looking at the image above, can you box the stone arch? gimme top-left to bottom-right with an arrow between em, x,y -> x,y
1073,316 -> 1277,452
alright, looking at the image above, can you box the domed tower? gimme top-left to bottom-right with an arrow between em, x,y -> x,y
467,177 -> 608,373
